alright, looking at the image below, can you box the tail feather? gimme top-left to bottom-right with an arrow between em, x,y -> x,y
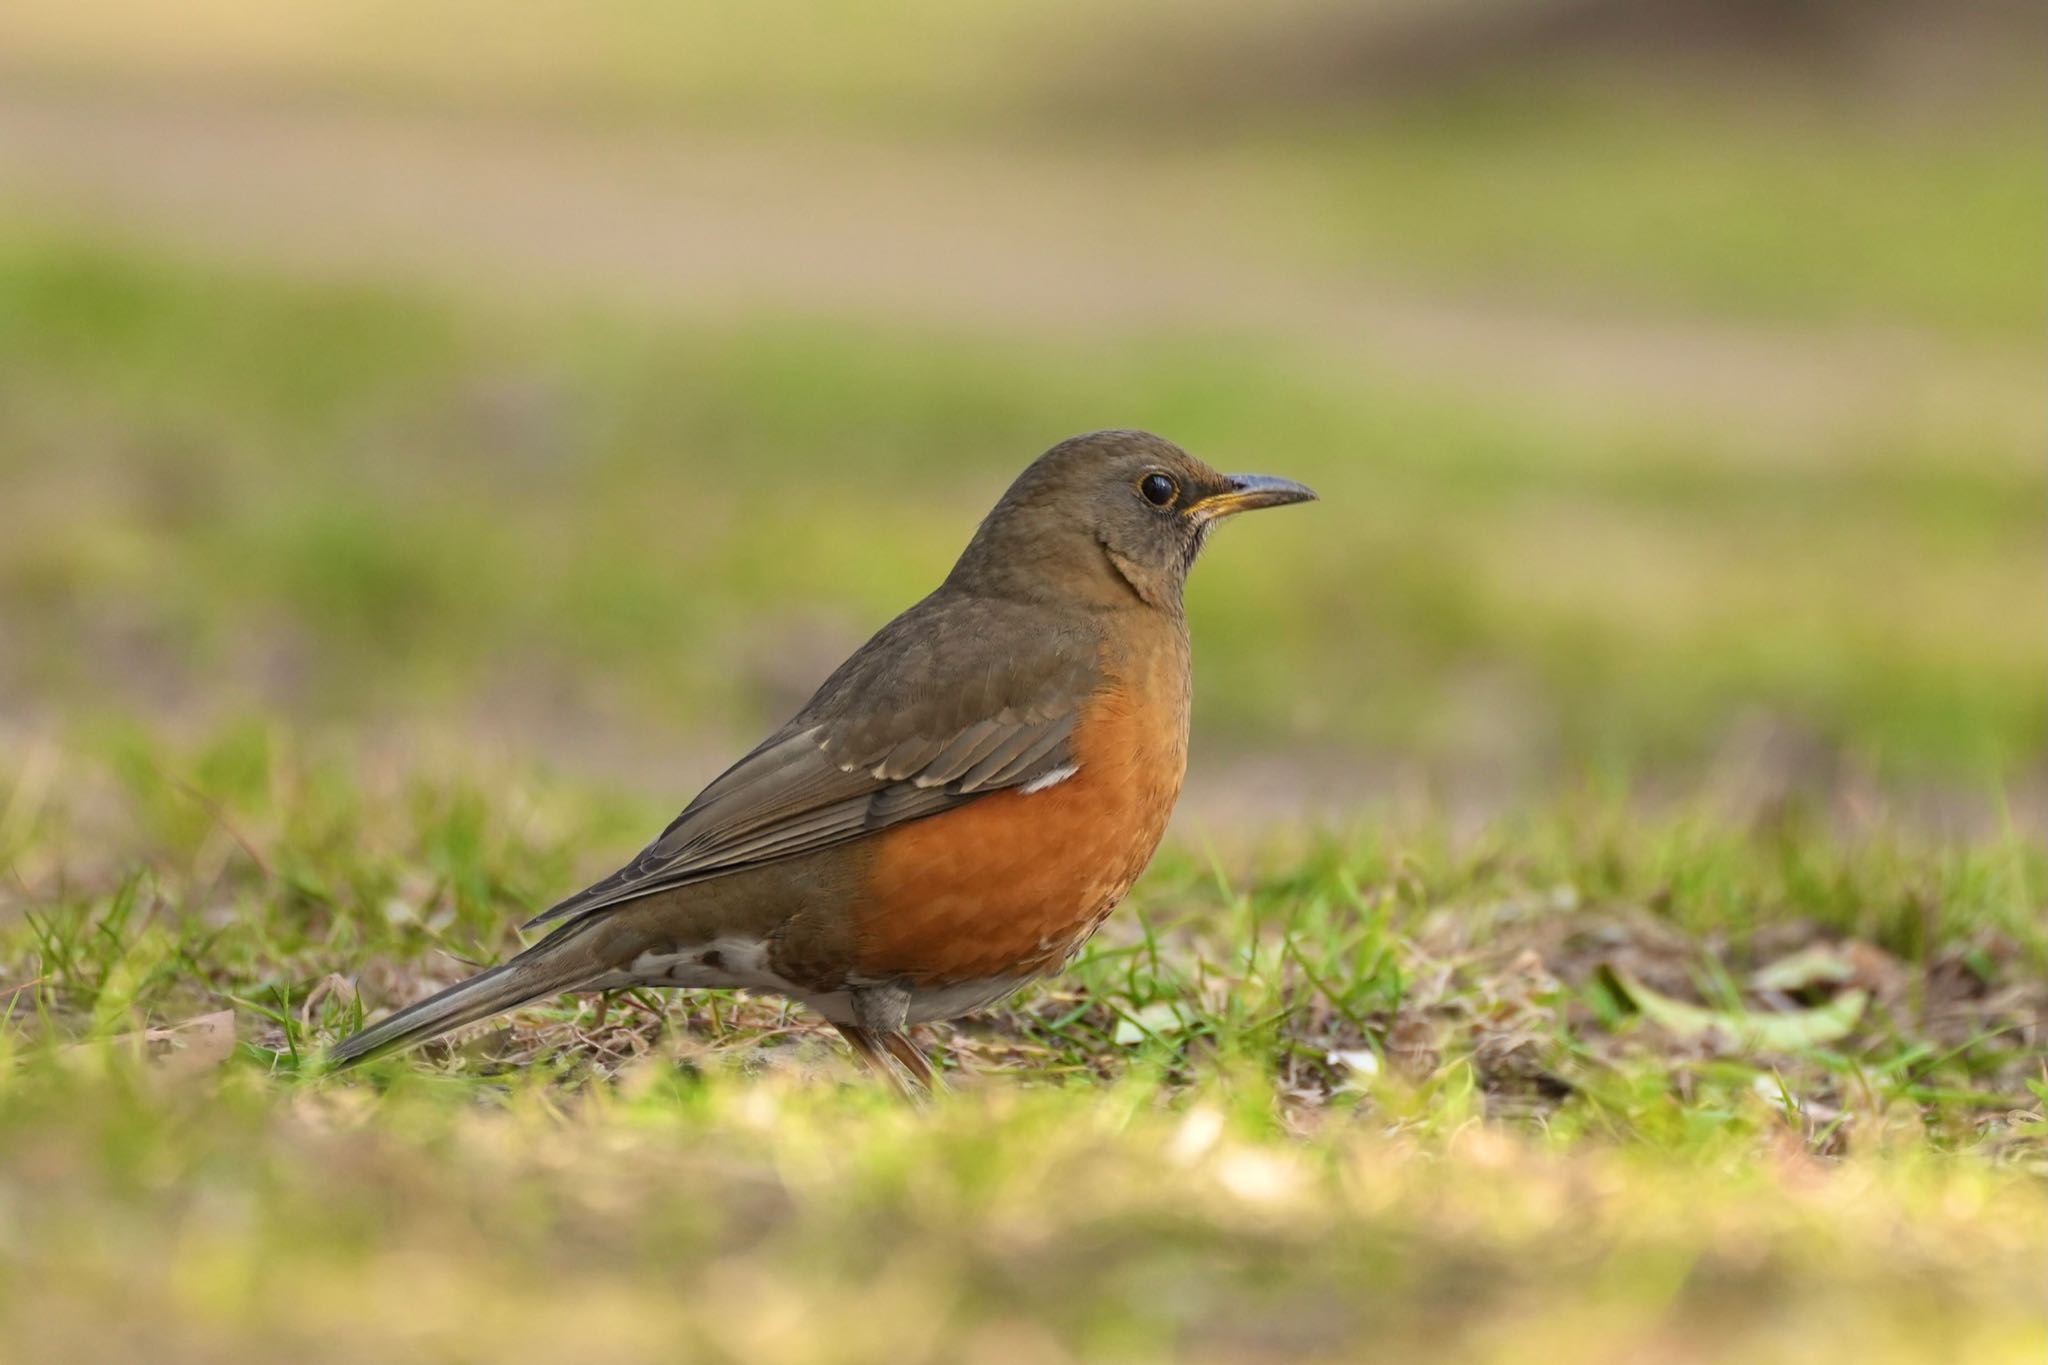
324,929 -> 601,1070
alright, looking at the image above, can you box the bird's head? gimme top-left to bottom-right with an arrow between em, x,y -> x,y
950,430 -> 1317,612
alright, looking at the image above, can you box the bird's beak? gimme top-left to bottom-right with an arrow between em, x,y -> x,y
1190,473 -> 1319,521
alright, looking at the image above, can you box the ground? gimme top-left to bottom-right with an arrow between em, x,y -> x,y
0,4 -> 2044,1361
6,745 -> 2045,1361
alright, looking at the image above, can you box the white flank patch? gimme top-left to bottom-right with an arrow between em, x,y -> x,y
624,951 -> 1030,1028
1020,764 -> 1080,795
629,937 -> 788,992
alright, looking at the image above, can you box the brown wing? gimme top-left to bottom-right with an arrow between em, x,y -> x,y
523,592 -> 1099,931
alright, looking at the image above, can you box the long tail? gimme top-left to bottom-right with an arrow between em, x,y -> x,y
324,925 -> 603,1070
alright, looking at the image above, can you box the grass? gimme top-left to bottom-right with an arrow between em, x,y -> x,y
1,15 -> 2044,1355
3,3 -> 2042,339
1,236 -> 2040,783
1220,82 -> 2045,339
7,1073 -> 2043,1364
1,726 -> 2044,1360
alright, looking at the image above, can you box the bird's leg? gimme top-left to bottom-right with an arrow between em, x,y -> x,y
830,1021 -> 923,1103
842,983 -> 935,1102
881,1030 -> 941,1092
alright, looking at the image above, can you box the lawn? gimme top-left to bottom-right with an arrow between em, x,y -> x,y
1,6 -> 2044,1359
3,728 -> 2044,1361
1,237 -> 2038,781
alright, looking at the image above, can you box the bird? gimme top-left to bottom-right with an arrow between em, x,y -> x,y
325,430 -> 1315,1092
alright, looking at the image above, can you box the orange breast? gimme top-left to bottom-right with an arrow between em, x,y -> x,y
853,677 -> 1188,986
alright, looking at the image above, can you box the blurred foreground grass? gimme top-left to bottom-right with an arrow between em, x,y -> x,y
5,1068 -> 2044,1364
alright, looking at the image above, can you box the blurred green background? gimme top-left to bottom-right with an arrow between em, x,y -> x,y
0,0 -> 2041,823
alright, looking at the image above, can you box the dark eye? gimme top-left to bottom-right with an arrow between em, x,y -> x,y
1139,472 -> 1178,507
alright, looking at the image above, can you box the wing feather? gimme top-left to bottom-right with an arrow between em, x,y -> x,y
959,719 -> 1073,790
522,599 -> 1094,931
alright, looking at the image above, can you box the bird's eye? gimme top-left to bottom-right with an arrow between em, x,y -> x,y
1138,472 -> 1178,507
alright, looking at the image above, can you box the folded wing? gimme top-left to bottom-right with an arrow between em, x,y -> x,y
525,597 -> 1096,931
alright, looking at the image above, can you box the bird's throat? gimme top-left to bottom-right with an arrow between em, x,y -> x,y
1098,536 -> 1184,615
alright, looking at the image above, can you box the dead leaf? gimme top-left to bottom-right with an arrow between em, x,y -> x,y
1113,1002 -> 1192,1047
1750,944 -> 1859,993
1598,965 -> 1865,1053
104,1010 -> 238,1080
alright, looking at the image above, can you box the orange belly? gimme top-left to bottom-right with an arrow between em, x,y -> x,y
853,686 -> 1186,985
